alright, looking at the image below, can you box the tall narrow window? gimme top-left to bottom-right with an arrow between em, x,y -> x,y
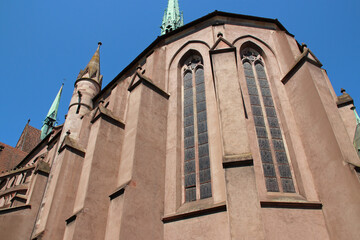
242,48 -> 295,193
183,55 -> 212,202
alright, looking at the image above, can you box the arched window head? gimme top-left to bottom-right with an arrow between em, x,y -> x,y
182,53 -> 211,202
183,55 -> 203,70
242,48 -> 262,62
241,47 -> 296,193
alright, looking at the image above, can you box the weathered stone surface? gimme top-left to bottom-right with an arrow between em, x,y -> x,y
2,11 -> 360,240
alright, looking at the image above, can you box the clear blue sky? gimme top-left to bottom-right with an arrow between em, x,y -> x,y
1,0 -> 359,146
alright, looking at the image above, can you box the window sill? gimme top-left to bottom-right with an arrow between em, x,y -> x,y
260,195 -> 322,210
260,200 -> 322,209
162,200 -> 226,223
259,192 -> 322,209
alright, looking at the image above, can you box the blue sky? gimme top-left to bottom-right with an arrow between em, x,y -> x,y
1,0 -> 359,146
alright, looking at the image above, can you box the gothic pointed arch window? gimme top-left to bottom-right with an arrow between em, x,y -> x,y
241,47 -> 296,193
182,54 -> 212,202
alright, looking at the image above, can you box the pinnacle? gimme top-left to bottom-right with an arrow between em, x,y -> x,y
76,43 -> 103,85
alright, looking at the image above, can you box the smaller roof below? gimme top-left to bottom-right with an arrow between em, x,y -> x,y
15,122 -> 41,153
0,142 -> 27,173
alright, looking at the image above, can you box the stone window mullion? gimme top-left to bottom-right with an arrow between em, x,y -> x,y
252,62 -> 283,192
183,55 -> 212,202
195,67 -> 211,199
242,47 -> 296,193
184,70 -> 197,201
192,68 -> 201,200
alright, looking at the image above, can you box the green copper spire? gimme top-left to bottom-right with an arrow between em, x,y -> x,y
353,107 -> 360,158
160,0 -> 183,35
41,84 -> 63,140
353,108 -> 360,125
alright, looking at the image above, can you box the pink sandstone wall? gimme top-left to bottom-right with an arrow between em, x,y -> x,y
2,14 -> 360,240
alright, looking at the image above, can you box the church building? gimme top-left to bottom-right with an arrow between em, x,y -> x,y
1,0 -> 360,239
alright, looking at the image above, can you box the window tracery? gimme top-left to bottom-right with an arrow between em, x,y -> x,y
182,55 -> 212,202
242,48 -> 295,193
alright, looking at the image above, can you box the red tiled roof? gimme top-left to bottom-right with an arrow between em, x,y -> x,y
0,142 -> 27,173
15,124 -> 41,153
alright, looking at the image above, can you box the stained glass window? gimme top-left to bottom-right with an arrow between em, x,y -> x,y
242,48 -> 295,193
183,55 -> 212,202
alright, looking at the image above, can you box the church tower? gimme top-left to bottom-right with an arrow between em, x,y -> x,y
64,42 -> 103,139
160,0 -> 183,35
40,84 -> 63,140
2,5 -> 360,239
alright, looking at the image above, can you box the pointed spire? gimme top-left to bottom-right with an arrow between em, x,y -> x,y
77,42 -> 103,85
160,0 -> 183,35
41,84 -> 63,140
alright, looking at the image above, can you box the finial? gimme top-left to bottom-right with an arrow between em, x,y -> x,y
27,119 -> 30,124
301,43 -> 308,52
217,32 -> 223,38
137,65 -> 142,71
341,88 -> 346,93
98,42 -> 102,46
66,130 -> 71,135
